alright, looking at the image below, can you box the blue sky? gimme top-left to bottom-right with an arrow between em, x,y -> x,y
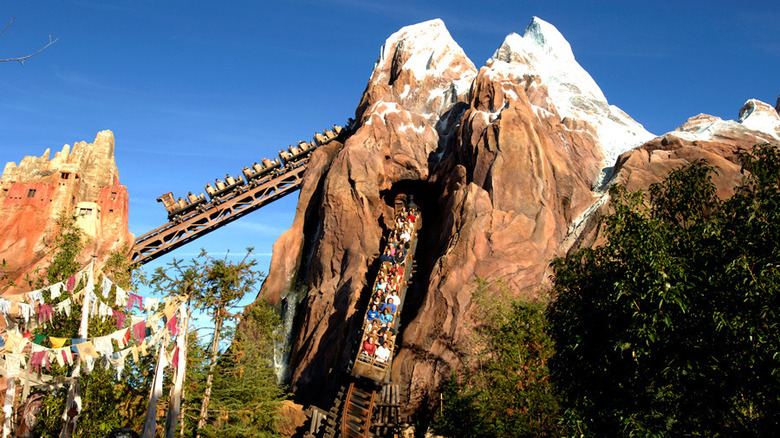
1,1 -> 778,310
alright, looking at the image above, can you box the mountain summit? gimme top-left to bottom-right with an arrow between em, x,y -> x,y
489,17 -> 654,170
255,17 -> 780,415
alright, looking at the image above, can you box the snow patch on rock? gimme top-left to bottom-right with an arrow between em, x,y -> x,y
738,99 -> 780,140
669,100 -> 780,144
375,19 -> 476,84
487,17 -> 654,169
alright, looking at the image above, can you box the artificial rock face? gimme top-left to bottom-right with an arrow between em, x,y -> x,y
257,17 -> 779,412
0,131 -> 133,293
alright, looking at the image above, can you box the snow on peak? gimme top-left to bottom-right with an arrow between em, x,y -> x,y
375,18 -> 475,82
669,99 -> 780,144
487,17 -> 654,169
523,16 -> 576,63
738,99 -> 780,139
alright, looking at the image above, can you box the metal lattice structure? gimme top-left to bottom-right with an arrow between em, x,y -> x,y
130,127 -> 343,266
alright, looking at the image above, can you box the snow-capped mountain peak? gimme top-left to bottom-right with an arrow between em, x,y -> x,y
487,17 -> 654,171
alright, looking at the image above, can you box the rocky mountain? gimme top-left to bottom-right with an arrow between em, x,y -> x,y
0,131 -> 133,293
571,98 -> 780,250
255,16 -> 770,413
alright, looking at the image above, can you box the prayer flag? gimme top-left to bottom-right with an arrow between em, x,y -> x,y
167,314 -> 178,337
76,341 -> 98,361
113,309 -> 127,329
133,321 -> 146,342
50,337 -> 67,349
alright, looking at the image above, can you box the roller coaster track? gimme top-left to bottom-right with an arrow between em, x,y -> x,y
130,129 -> 342,266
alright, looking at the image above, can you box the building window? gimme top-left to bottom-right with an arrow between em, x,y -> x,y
27,189 -> 36,198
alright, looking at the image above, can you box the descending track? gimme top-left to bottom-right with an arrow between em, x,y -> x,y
315,195 -> 419,437
130,127 -> 343,266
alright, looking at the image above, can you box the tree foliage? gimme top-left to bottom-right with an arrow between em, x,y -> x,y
548,144 -> 780,436
32,215 -> 152,437
432,279 -> 565,438
202,303 -> 286,438
151,249 -> 285,438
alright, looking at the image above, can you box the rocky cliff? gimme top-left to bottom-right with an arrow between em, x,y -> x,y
0,131 -> 133,293
257,17 -> 780,413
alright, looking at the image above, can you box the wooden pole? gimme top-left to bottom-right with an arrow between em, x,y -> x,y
142,334 -> 169,438
164,302 -> 189,438
194,311 -> 223,438
59,260 -> 93,438
2,377 -> 15,438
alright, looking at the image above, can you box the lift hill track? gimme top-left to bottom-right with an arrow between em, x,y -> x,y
130,126 -> 343,266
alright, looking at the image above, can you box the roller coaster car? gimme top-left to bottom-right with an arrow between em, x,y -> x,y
279,145 -> 311,166
205,174 -> 243,201
350,195 -> 420,384
157,191 -> 206,222
313,132 -> 328,145
242,158 -> 281,185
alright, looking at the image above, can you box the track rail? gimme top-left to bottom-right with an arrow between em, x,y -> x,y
130,126 -> 347,266
340,383 -> 376,438
130,153 -> 309,266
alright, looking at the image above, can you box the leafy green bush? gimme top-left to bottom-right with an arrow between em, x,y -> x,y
432,279 -> 565,438
548,144 -> 780,436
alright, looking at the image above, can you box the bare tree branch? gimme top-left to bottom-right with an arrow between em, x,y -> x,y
0,16 -> 15,37
0,16 -> 59,66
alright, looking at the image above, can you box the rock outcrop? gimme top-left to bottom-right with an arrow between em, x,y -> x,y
256,15 -> 779,417
257,16 -> 661,411
0,131 -> 133,293
570,99 -> 780,250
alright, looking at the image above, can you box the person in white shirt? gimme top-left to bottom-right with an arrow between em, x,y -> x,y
386,292 -> 401,306
375,341 -> 391,363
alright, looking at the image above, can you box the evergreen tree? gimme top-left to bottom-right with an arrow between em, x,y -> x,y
151,249 -> 286,438
203,303 -> 286,438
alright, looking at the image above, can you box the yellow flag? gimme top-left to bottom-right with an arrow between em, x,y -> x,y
49,337 -> 68,349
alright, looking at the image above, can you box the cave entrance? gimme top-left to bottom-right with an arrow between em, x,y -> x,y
379,179 -> 435,215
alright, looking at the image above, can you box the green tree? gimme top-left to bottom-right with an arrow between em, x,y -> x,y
432,279 -> 564,438
32,215 -> 152,437
202,303 -> 286,438
151,249 -> 272,438
548,144 -> 780,436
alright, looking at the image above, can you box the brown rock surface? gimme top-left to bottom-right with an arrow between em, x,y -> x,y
257,18 -> 611,410
0,131 -> 134,292
572,103 -> 780,251
276,400 -> 308,437
256,16 -> 780,418
265,19 -> 478,405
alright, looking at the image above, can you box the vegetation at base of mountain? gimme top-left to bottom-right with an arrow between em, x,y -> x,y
200,303 -> 286,438
548,143 -> 780,436
33,215 -> 152,437
151,250 -> 285,438
431,279 -> 566,438
21,217 -> 286,437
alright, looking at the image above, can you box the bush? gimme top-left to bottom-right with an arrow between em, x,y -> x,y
548,144 -> 780,436
432,279 -> 565,438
